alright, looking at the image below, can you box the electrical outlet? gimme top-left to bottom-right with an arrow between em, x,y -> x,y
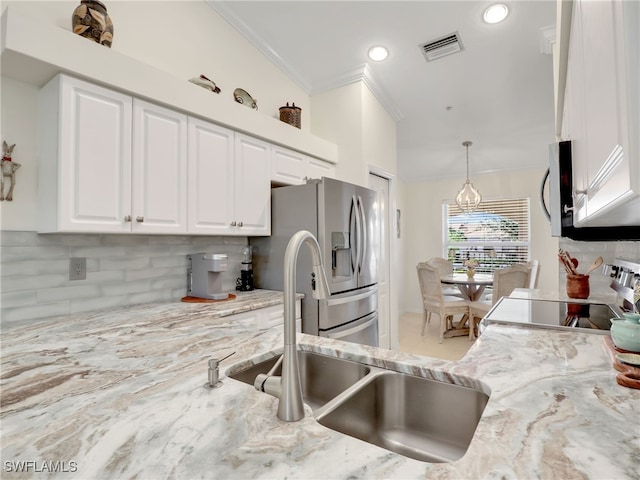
69,257 -> 86,281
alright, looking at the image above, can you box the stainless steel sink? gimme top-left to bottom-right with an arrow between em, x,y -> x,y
229,351 -> 489,462
227,351 -> 371,411
315,370 -> 489,463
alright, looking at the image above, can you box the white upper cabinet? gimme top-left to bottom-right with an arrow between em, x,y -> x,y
187,121 -> 271,235
271,146 -> 306,185
38,75 -> 188,234
270,145 -> 336,186
38,74 -> 275,236
38,75 -> 133,233
187,117 -> 235,234
305,156 -> 336,181
234,134 -> 271,235
132,100 -> 187,233
562,0 -> 639,226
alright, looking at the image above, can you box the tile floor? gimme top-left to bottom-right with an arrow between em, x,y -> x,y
398,312 -> 474,361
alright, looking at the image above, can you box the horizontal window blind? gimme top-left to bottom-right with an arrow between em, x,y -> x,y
443,198 -> 530,274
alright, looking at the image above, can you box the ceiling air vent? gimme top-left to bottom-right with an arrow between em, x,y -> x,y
419,32 -> 464,62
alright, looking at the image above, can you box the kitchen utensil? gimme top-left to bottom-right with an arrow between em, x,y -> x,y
564,251 -> 579,273
558,249 -> 578,275
584,256 -> 604,275
604,336 -> 640,389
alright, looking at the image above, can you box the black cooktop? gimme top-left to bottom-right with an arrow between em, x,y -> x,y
483,298 -> 621,333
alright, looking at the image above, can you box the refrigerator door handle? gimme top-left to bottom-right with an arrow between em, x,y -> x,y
323,314 -> 377,340
351,194 -> 361,274
325,285 -> 377,306
356,195 -> 367,275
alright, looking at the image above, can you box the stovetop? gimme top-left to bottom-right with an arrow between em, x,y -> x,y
481,298 -> 622,334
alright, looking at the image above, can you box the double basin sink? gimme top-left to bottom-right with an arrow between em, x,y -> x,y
228,350 -> 489,463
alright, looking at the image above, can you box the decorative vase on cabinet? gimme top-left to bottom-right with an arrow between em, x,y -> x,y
72,0 -> 113,47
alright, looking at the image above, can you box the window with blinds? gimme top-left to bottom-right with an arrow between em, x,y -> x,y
443,198 -> 530,274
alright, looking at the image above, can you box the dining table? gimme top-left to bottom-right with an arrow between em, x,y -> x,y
440,272 -> 494,338
441,272 -> 494,302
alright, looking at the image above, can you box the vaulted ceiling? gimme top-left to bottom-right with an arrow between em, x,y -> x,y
211,1 -> 557,183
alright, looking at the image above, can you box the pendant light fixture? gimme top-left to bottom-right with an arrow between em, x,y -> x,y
455,141 -> 482,213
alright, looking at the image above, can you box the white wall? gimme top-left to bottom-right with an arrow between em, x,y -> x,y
310,82 -> 365,185
3,0 -> 311,128
401,169 -> 560,314
362,86 -> 397,176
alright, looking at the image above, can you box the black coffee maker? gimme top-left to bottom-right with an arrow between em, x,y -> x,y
236,246 -> 254,291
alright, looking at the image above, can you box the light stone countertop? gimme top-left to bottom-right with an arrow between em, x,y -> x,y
1,291 -> 639,479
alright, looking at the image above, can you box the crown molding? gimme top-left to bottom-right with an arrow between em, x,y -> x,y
206,2 -> 403,122
205,1 -> 313,93
313,64 -> 404,122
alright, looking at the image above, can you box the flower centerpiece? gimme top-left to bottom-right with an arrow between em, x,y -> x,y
464,259 -> 479,277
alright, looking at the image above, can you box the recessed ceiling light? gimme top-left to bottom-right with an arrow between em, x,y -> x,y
368,46 -> 389,61
483,4 -> 509,24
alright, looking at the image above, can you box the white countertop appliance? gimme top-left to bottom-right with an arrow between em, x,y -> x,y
187,253 -> 229,300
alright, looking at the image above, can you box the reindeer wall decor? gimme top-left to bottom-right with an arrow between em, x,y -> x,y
1,141 -> 20,201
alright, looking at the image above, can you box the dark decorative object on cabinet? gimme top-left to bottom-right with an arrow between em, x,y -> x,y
72,0 -> 113,47
279,102 -> 301,129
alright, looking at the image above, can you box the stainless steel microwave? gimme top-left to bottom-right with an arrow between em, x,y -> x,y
540,141 -> 640,241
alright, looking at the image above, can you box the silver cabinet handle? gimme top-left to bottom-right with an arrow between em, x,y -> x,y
124,215 -> 132,222
238,221 -> 243,227
136,216 -> 144,223
230,221 -> 237,226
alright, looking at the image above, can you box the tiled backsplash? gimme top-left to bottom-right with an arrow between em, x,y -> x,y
0,231 -> 248,325
558,238 -> 640,296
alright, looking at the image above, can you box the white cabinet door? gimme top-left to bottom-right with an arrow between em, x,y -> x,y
306,156 -> 335,181
566,0 -> 639,226
270,146 -> 336,186
38,75 -> 132,233
132,100 -> 187,233
234,134 -> 271,235
271,146 -> 306,185
187,117 -> 235,234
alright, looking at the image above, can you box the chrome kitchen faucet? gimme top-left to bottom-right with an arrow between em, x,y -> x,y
254,230 -> 330,421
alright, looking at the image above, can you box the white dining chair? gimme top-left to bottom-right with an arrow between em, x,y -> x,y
426,257 -> 463,298
468,264 -> 530,339
416,262 -> 469,343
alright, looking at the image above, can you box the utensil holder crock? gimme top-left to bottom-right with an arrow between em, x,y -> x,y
566,274 -> 590,299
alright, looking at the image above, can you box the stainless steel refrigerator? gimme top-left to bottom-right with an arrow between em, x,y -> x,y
251,177 -> 378,347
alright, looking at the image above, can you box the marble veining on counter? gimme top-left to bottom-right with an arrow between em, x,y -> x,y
1,299 -> 639,479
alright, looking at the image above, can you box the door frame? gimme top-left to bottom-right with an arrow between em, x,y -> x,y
368,166 -> 398,350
